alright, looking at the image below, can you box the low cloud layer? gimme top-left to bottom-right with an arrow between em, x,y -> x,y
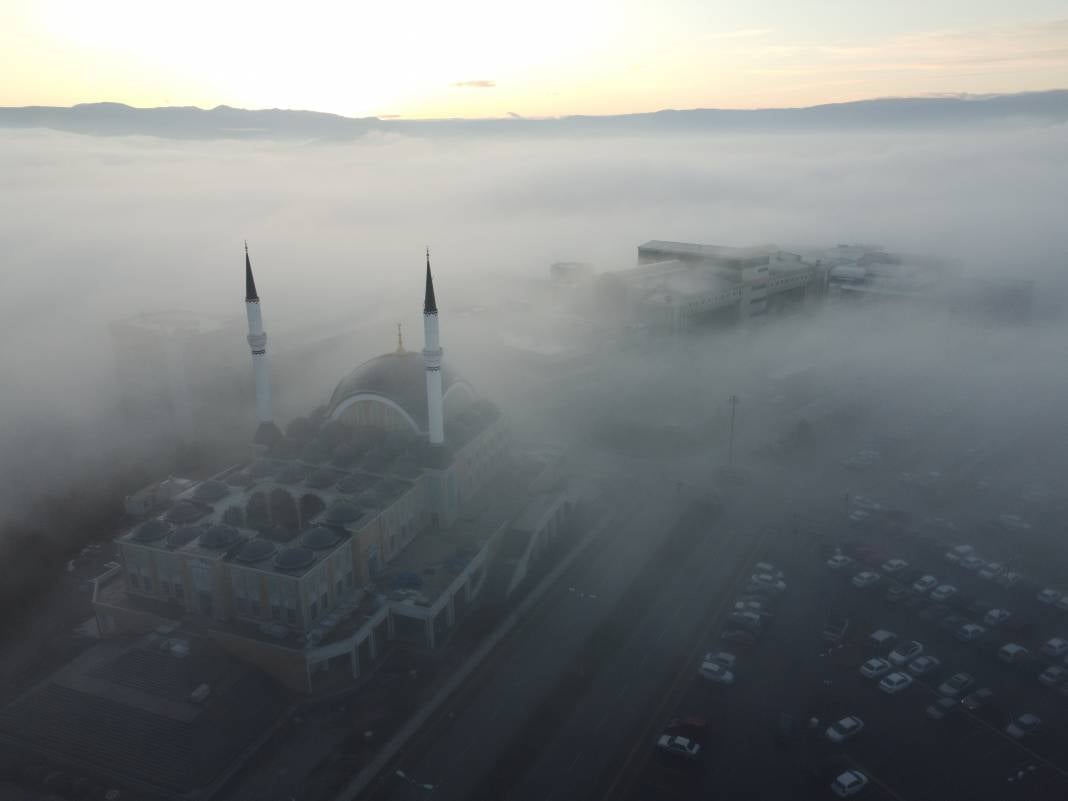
0,121 -> 1066,526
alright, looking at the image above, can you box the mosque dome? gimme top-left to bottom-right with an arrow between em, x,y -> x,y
235,538 -> 278,563
167,525 -> 202,548
167,501 -> 209,525
133,519 -> 170,543
274,547 -> 315,572
300,526 -> 344,550
193,479 -> 230,502
324,500 -> 363,525
326,351 -> 472,434
199,524 -> 240,550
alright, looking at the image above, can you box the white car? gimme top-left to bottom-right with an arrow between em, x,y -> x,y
889,640 -> 923,666
750,574 -> 786,593
984,608 -> 1012,627
827,554 -> 854,570
1037,588 -> 1063,605
945,545 -> 975,563
860,657 -> 892,678
656,734 -> 701,759
956,623 -> 986,642
754,562 -> 784,579
978,562 -> 1005,580
999,643 -> 1029,664
930,584 -> 958,602
999,514 -> 1032,531
1042,638 -> 1068,658
832,770 -> 869,797
960,555 -> 986,571
908,655 -> 941,676
698,660 -> 735,684
852,571 -> 881,589
881,558 -> 908,574
1056,596 -> 1068,613
1006,713 -> 1041,739
852,495 -> 882,511
879,671 -> 914,694
1038,665 -> 1067,687
848,509 -> 870,525
704,650 -> 736,670
912,575 -> 938,593
997,571 -> 1023,589
825,715 -> 864,743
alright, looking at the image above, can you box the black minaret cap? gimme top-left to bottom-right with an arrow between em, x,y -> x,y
245,241 -> 259,302
423,248 -> 438,314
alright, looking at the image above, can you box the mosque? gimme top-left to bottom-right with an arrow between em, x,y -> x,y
90,248 -> 548,694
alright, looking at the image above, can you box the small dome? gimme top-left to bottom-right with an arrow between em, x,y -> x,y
167,501 -> 208,524
193,480 -> 229,502
336,474 -> 370,495
275,463 -> 308,485
301,526 -> 344,550
324,500 -> 362,525
226,472 -> 253,487
133,519 -> 170,543
249,460 -> 276,478
305,468 -> 337,489
274,547 -> 315,571
199,524 -> 240,550
167,525 -> 201,548
235,538 -> 278,563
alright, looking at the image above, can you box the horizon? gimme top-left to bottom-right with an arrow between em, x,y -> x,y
4,2 -> 1068,118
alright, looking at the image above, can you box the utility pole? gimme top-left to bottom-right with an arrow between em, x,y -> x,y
727,394 -> 739,469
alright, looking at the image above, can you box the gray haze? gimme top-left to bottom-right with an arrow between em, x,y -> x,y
1,118 -> 1067,531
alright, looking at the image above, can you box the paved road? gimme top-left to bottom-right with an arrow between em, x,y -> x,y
363,479 -> 700,801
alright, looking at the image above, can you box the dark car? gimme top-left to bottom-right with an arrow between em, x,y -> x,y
927,697 -> 959,720
665,716 -> 708,740
962,688 -> 994,711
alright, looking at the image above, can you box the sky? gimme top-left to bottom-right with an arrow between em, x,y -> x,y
2,0 -> 1067,118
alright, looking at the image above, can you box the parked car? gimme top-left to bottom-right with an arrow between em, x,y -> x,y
997,571 -> 1023,589
825,715 -> 864,744
729,611 -> 763,631
750,575 -> 786,593
881,558 -> 909,574
879,671 -> 914,694
945,545 -> 975,563
704,651 -> 736,670
889,640 -> 923,666
885,585 -> 909,603
960,555 -> 986,572
656,734 -> 701,760
1038,665 -> 1067,687
939,672 -> 975,697
1056,596 -> 1068,612
869,629 -> 897,650
860,657 -> 892,679
984,608 -> 1012,627
908,655 -> 941,676
852,571 -> 881,589
962,687 -> 994,711
930,584 -> 958,602
913,575 -> 938,593
698,660 -> 735,684
979,562 -> 1005,580
827,554 -> 854,570
754,562 -> 784,579
1041,637 -> 1068,658
927,696 -> 959,720
1005,713 -> 1041,739
831,770 -> 869,797
1037,588 -> 1063,605
998,643 -> 1029,664
956,623 -> 986,642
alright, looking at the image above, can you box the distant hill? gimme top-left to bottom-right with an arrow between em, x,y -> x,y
1,91 -> 1066,140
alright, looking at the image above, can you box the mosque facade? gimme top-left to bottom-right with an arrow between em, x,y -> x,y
93,248 -> 515,692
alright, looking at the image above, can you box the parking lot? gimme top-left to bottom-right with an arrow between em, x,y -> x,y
623,449 -> 1068,800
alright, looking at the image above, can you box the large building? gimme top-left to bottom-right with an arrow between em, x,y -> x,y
596,241 -> 830,333
93,249 -> 520,693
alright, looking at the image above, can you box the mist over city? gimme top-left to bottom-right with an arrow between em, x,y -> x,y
3,2 -> 1068,801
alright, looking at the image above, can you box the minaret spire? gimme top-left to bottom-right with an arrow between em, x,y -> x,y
244,243 -> 279,448
422,248 -> 445,446
245,240 -> 259,302
424,248 -> 438,315
396,322 -> 405,354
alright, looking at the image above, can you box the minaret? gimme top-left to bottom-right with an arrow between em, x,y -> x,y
244,243 -> 281,446
422,249 -> 445,445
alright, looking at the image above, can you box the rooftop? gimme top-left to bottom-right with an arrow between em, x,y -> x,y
0,633 -> 285,798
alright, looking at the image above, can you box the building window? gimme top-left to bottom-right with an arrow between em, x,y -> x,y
271,603 -> 281,621
161,580 -> 171,596
143,576 -> 154,593
286,607 -> 296,625
310,601 -> 319,620
250,598 -> 261,616
129,574 -> 140,590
